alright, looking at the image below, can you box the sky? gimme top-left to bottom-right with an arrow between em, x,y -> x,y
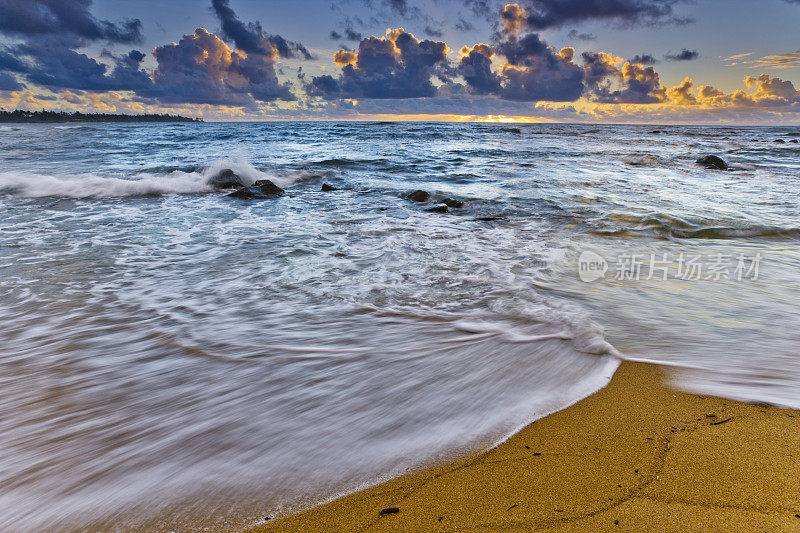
0,0 -> 799,123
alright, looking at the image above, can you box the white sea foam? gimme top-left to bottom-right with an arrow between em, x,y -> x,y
0,158 -> 303,198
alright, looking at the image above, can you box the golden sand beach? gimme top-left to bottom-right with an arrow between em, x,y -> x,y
250,362 -> 800,532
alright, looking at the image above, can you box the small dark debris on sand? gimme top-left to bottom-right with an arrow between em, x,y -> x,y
506,504 -> 519,511
379,507 -> 400,515
711,417 -> 732,425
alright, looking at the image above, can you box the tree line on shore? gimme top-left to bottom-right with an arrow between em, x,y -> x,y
0,109 -> 202,123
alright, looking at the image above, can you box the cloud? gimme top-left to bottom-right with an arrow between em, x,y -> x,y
567,29 -> 596,41
500,0 -> 691,31
665,74 -> 800,108
726,51 -> 800,69
664,48 -> 699,61
144,28 -> 295,105
211,0 -> 312,59
630,53 -> 658,64
307,28 -> 448,99
582,52 -> 665,103
423,25 -> 444,38
3,35 -> 151,92
494,34 -> 584,101
455,17 -> 475,31
456,44 -> 501,94
0,0 -> 141,43
0,72 -> 22,91
330,30 -> 343,40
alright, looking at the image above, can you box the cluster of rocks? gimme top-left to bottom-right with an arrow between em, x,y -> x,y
773,139 -> 799,144
405,189 -> 464,213
207,169 -> 285,199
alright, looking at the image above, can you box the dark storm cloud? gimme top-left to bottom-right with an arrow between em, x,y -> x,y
0,0 -> 141,43
144,28 -> 294,105
664,48 -> 699,61
630,53 -> 658,64
494,34 -> 584,101
2,36 -> 150,92
307,30 -> 448,99
582,51 -> 665,103
508,0 -> 691,30
0,72 -> 22,91
456,44 -> 501,94
211,0 -> 313,59
330,30 -> 343,40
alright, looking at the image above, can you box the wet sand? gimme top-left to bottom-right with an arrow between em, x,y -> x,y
249,361 -> 800,532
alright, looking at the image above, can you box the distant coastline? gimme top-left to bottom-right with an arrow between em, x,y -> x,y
0,109 -> 202,123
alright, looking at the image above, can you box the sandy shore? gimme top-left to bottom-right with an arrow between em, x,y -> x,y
249,361 -> 800,532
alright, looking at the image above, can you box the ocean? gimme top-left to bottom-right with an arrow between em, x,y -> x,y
0,122 -> 798,531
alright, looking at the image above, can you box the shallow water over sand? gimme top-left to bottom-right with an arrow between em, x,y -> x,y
0,122 -> 798,530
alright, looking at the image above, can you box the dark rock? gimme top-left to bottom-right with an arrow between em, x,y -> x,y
476,216 -> 503,222
379,507 -> 400,515
426,205 -> 448,213
227,179 -> 284,199
440,198 -> 464,208
695,155 -> 728,170
320,183 -> 338,192
774,139 -> 786,143
648,130 -> 662,134
790,139 -> 798,144
406,190 -> 430,202
207,168 -> 245,189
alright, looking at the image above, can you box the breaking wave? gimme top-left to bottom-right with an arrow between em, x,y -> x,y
0,159 -> 302,198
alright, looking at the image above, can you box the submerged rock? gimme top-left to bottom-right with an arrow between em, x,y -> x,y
320,183 -> 338,191
207,168 -> 245,189
440,198 -> 464,208
773,139 -> 786,143
227,179 -> 284,199
426,205 -> 448,213
406,190 -> 430,202
695,155 -> 728,170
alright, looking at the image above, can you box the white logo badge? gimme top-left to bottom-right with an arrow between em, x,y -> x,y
578,250 -> 608,282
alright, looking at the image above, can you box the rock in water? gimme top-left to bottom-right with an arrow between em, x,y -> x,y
695,155 -> 728,170
207,168 -> 245,189
320,183 -> 338,191
406,190 -> 430,202
773,139 -> 786,143
440,198 -> 464,208
227,179 -> 284,199
426,205 -> 448,213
